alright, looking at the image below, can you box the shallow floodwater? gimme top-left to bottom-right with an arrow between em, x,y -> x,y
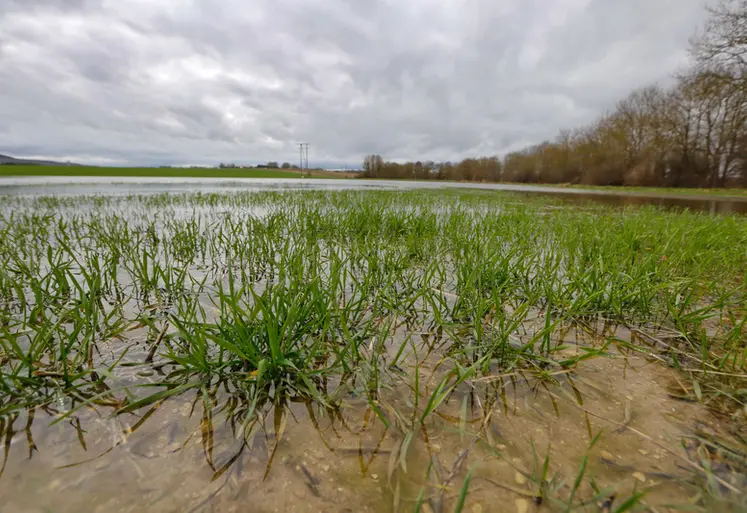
1,324 -> 743,513
0,187 -> 744,513
0,176 -> 745,214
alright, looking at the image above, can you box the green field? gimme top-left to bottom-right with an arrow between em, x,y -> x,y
0,164 -> 344,179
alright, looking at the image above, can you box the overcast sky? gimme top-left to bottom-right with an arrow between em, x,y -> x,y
0,0 -> 707,167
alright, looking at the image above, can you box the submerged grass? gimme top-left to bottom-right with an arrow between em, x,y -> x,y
0,188 -> 745,510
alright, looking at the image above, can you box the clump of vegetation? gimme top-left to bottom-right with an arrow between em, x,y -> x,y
1,190 -> 744,413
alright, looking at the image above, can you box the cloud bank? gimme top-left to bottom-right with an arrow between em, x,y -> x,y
0,0 -> 707,167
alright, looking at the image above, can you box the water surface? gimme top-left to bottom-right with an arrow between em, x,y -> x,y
0,185 -> 744,513
1,176 -> 745,214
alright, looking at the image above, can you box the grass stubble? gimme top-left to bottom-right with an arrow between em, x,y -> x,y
0,189 -> 745,512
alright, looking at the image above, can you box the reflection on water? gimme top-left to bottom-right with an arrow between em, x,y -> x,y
1,324 -> 744,513
528,190 -> 747,215
0,176 -> 745,214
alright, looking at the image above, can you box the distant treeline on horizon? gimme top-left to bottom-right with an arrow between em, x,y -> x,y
365,3 -> 747,189
217,162 -> 327,171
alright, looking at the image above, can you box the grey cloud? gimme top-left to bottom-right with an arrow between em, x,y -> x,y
0,0 -> 100,14
0,0 -> 709,167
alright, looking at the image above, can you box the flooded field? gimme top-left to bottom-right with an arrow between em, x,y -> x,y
0,188 -> 745,512
1,176 -> 746,214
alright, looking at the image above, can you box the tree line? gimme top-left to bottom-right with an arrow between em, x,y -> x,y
219,162 -> 299,169
363,1 -> 747,188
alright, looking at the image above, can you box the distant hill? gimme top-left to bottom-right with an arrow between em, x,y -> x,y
0,154 -> 77,166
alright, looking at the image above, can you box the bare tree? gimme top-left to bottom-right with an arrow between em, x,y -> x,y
692,0 -> 747,74
362,155 -> 384,177
357,5 -> 747,189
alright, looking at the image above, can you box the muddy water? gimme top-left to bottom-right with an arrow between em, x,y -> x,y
1,327 -> 742,513
0,177 -> 745,214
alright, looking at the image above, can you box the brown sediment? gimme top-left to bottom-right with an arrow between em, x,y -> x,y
1,333 -> 743,513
